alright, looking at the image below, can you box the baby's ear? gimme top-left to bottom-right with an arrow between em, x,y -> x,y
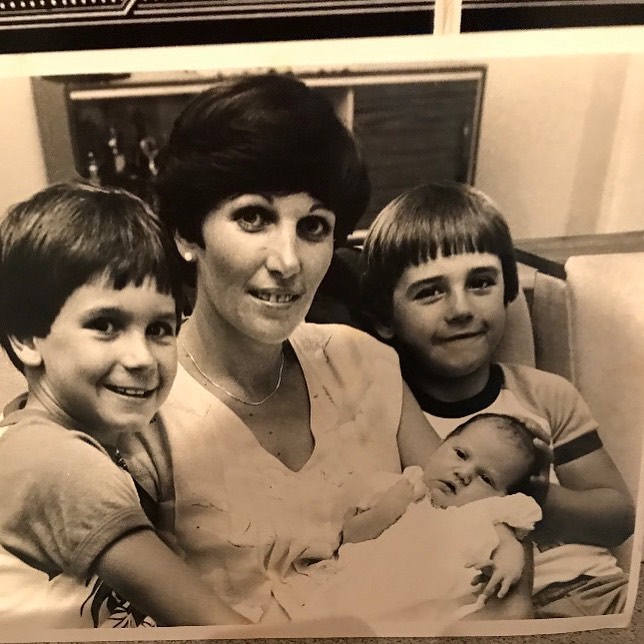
8,335 -> 43,368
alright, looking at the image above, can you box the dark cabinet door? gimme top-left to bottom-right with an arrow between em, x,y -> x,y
352,70 -> 484,229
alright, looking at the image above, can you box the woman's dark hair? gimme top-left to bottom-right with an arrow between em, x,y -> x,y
0,182 -> 184,372
361,182 -> 519,326
156,73 -> 371,249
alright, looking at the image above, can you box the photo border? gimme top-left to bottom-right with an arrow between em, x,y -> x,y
1,25 -> 643,643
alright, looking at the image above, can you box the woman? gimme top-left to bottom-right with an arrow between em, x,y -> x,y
119,73 -> 442,624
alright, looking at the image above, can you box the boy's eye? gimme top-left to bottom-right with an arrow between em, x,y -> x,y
86,317 -> 118,334
147,321 -> 176,339
297,215 -> 333,242
234,206 -> 272,232
469,275 -> 497,291
413,285 -> 444,301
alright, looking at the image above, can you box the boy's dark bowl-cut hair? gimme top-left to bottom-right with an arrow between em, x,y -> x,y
452,412 -> 541,496
156,73 -> 371,251
0,183 -> 184,372
361,182 -> 519,326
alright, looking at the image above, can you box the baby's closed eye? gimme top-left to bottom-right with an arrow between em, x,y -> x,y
479,472 -> 495,488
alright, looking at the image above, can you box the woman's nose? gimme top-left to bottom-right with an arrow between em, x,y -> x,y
265,227 -> 301,278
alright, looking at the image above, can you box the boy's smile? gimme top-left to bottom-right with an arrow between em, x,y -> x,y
388,252 -> 506,399
21,275 -> 178,445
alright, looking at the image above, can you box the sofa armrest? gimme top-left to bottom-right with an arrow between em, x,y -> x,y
565,253 -> 644,570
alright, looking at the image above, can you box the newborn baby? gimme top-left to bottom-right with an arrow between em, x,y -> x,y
286,413 -> 543,629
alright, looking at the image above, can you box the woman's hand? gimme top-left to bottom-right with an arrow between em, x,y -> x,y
469,524 -> 525,600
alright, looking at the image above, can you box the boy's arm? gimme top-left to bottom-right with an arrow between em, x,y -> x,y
397,382 -> 442,469
537,447 -> 635,547
94,529 -> 249,626
525,372 -> 635,547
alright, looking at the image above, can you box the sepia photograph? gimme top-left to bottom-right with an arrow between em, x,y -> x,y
0,25 -> 643,642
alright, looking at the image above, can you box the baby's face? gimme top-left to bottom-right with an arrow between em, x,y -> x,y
424,418 -> 532,508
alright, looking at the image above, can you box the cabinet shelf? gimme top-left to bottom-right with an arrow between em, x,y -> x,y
32,63 -> 485,229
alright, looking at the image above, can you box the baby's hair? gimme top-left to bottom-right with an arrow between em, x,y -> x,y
452,413 -> 541,495
361,181 -> 519,326
0,182 -> 184,372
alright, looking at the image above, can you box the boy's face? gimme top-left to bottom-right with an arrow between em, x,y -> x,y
388,252 -> 506,380
26,275 -> 178,445
424,418 -> 533,507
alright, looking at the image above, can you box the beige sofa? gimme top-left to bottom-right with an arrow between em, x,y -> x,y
0,252 -> 642,569
498,253 -> 644,570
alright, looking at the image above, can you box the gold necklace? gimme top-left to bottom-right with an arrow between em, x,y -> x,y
179,338 -> 285,406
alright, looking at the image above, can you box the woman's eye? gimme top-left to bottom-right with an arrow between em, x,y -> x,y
147,321 -> 176,339
298,215 -> 333,242
235,207 -> 271,232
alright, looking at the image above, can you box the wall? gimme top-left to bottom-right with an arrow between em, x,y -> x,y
597,53 -> 644,234
3,51 -> 642,240
0,77 -> 47,217
475,52 -> 641,240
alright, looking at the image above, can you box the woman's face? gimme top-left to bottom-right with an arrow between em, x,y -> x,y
192,192 -> 336,345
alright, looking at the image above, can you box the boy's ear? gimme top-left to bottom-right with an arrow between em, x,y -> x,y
371,318 -> 395,342
174,233 -> 199,264
8,335 -> 43,368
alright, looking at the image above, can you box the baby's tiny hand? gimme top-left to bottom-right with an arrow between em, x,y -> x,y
402,466 -> 427,502
470,528 -> 525,600
378,478 -> 418,520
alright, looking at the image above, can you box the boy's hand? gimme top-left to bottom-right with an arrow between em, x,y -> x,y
469,525 -> 525,600
516,417 -> 553,507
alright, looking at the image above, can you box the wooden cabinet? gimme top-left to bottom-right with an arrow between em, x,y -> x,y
32,64 -> 485,230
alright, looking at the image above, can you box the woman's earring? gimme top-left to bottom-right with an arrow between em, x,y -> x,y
183,251 -> 195,263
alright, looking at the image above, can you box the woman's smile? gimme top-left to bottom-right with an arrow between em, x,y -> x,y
249,289 -> 302,305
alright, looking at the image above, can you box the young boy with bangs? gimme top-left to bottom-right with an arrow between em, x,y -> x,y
0,183 -> 247,629
360,182 -> 634,617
